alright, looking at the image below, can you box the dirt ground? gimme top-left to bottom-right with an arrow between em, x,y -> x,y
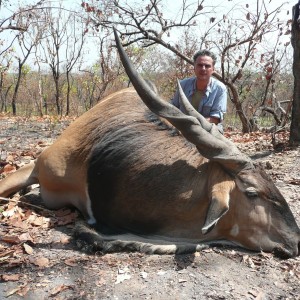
0,117 -> 299,300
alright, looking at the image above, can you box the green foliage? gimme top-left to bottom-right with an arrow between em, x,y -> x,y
21,64 -> 31,76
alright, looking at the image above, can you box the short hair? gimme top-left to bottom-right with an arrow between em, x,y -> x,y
193,50 -> 217,66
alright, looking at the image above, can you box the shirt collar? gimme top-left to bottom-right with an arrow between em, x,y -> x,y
193,77 -> 213,94
206,78 -> 213,93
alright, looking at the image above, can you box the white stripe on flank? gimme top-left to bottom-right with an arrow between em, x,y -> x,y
230,224 -> 239,237
86,187 -> 96,225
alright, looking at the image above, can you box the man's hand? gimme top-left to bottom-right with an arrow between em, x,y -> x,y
206,116 -> 220,124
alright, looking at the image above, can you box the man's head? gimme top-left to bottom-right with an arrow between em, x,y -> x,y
193,50 -> 217,66
193,50 -> 216,83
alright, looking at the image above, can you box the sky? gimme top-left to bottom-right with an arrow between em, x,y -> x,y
0,0 -> 297,70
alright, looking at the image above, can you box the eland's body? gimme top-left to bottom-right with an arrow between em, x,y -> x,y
0,30 -> 299,258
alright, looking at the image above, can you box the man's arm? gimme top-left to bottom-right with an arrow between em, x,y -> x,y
209,87 -> 227,123
170,86 -> 180,108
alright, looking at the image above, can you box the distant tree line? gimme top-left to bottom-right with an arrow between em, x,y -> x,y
0,0 -> 298,143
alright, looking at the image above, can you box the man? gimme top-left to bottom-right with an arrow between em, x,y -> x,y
171,50 -> 227,132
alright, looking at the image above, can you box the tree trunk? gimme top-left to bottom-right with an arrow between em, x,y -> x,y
11,61 -> 22,116
213,72 -> 252,133
290,1 -> 300,145
0,73 -> 5,112
227,82 -> 253,133
66,71 -> 71,116
37,77 -> 44,117
54,78 -> 61,115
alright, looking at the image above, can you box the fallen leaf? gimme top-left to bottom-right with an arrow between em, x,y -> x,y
19,232 -> 34,243
17,284 -> 30,297
30,256 -> 49,268
11,219 -> 28,229
6,155 -> 15,162
55,208 -> 72,217
96,278 -> 106,286
64,258 -> 77,267
115,268 -> 131,284
2,274 -> 21,281
242,255 -> 255,268
31,216 -> 44,226
50,284 -> 73,297
2,207 -> 18,218
6,287 -> 21,297
60,236 -> 70,244
2,163 -> 16,174
0,249 -> 15,258
23,243 -> 34,255
115,273 -> 131,284
57,212 -> 78,225
157,271 -> 166,276
2,257 -> 24,268
1,235 -> 21,244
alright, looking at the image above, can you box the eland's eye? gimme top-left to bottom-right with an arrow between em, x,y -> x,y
245,187 -> 258,198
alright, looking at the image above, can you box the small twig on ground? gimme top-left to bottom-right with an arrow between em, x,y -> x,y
0,196 -> 56,216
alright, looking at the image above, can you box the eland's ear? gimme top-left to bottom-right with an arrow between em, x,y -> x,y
202,195 -> 230,234
202,166 -> 235,234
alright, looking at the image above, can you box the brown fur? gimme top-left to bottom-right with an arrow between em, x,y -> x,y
0,87 -> 299,257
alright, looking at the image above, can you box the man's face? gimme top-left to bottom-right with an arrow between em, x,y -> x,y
194,55 -> 214,82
